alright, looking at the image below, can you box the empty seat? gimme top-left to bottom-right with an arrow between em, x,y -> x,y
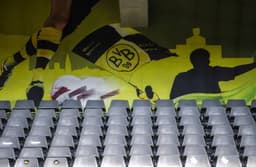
177,99 -> 197,108
107,116 -> 128,126
182,125 -> 205,136
230,106 -> 251,117
59,109 -> 80,118
233,116 -> 255,127
182,135 -> 206,146
35,109 -> 56,120
83,108 -> 104,117
43,157 -> 69,167
132,99 -> 151,108
32,117 -> 54,129
29,126 -> 52,138
0,100 -> 11,111
207,115 -> 229,126
0,148 -> 15,160
75,145 -> 99,157
78,135 -> 102,147
238,125 -> 256,136
103,145 -> 126,156
240,135 -> 256,147
106,125 -> 128,136
101,156 -> 126,167
82,116 -> 103,127
157,155 -> 182,167
14,158 -> 39,167
212,135 -> 236,147
58,117 -> 79,128
104,134 -> 126,146
51,135 -> 74,148
38,100 -> 59,110
14,100 -> 35,111
178,106 -> 200,117
183,145 -> 207,156
0,109 -> 7,120
132,106 -> 152,117
130,145 -> 153,156
246,156 -> 256,167
85,100 -> 105,109
55,126 -> 78,137
156,134 -> 179,146
6,117 -> 29,129
156,144 -> 180,156
205,106 -> 226,117
24,136 -> 48,149
0,159 -> 11,167
130,135 -> 153,146
243,146 -> 256,157
216,155 -> 242,167
131,125 -> 153,136
185,155 -> 210,167
180,116 -> 201,126
211,125 -> 234,136
73,157 -> 98,167
155,99 -> 174,108
47,147 -> 72,159
61,99 -> 82,110
226,99 -> 246,108
10,109 -> 32,120
80,125 -> 103,137
157,125 -> 179,135
128,155 -> 153,167
107,107 -> 128,117
0,136 -> 20,150
19,147 -> 44,159
2,126 -> 25,139
155,106 -> 176,117
214,145 -> 239,157
109,100 -> 129,109
131,116 -> 152,126
201,99 -> 222,109
155,116 -> 177,126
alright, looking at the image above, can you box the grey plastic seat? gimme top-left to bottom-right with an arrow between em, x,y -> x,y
207,115 -> 229,126
212,135 -> 236,147
155,116 -> 177,126
182,134 -> 206,146
243,146 -> 256,157
6,116 -> 29,129
128,155 -> 153,167
201,99 -> 222,109
75,145 -> 99,157
185,155 -> 210,167
130,145 -> 153,156
58,116 -> 79,128
104,134 -> 127,146
10,109 -> 32,120
130,134 -> 153,146
0,136 -> 20,150
103,145 -> 126,156
85,99 -> 105,109
73,157 -> 98,167
55,125 -> 78,137
0,148 -> 15,160
82,116 -> 103,127
216,155 -> 242,167
157,125 -> 179,135
32,116 -> 54,128
109,100 -> 129,109
131,116 -> 152,126
233,116 -> 255,127
0,159 -> 11,167
43,157 -> 69,167
132,106 -> 152,117
0,100 -> 11,111
177,99 -> 197,108
61,99 -> 82,110
78,135 -> 102,147
24,136 -> 48,149
132,99 -> 151,108
59,108 -> 80,118
156,134 -> 179,146
47,147 -> 72,159
80,125 -> 103,136
246,156 -> 256,167
155,106 -> 176,117
83,108 -> 104,117
179,116 -> 201,126
14,100 -> 35,111
0,119 -> 3,130
238,125 -> 256,136
211,125 -> 234,136
38,100 -> 58,109
35,109 -> 56,119
155,99 -> 175,108
157,155 -> 182,167
0,109 -> 7,120
205,106 -> 226,117
107,116 -> 128,126
107,107 -> 128,117
183,124 -> 205,136
240,135 -> 256,147
29,126 -> 52,138
19,147 -> 44,159
131,125 -> 153,136
183,145 -> 207,156
51,135 -> 74,148
230,106 -> 251,117
14,158 -> 39,167
214,145 -> 239,157
156,144 -> 180,156
226,99 -> 246,108
101,156 -> 126,167
106,125 -> 128,136
2,126 -> 25,139
178,106 -> 200,117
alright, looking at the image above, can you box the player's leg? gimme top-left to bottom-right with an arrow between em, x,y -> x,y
26,0 -> 72,106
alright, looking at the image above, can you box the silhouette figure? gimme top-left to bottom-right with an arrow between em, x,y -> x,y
170,48 -> 256,99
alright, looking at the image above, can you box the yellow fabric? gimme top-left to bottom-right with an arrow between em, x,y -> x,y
37,27 -> 62,44
32,68 -> 44,81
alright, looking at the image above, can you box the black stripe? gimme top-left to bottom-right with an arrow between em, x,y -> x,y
25,38 -> 36,56
35,57 -> 50,69
124,34 -> 172,60
14,52 -> 25,63
38,40 -> 59,52
72,25 -> 121,63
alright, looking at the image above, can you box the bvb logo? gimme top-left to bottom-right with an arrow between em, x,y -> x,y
106,44 -> 140,72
